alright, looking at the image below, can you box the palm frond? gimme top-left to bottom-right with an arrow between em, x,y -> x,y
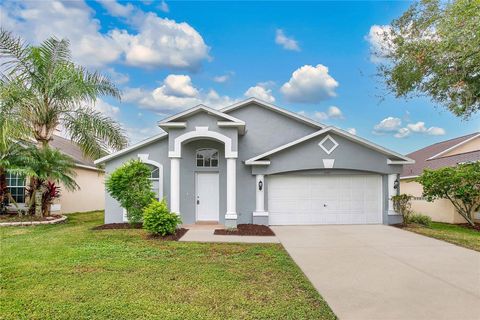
0,29 -> 33,79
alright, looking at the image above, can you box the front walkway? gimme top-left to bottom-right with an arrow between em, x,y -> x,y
272,225 -> 480,320
180,228 -> 279,243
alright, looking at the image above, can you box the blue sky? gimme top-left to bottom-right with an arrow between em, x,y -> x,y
2,1 -> 479,153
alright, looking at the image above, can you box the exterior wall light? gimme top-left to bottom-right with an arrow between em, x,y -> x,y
258,180 -> 263,191
393,179 -> 399,190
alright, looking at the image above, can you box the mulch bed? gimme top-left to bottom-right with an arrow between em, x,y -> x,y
92,223 -> 142,230
214,224 -> 275,236
145,228 -> 188,241
458,223 -> 480,232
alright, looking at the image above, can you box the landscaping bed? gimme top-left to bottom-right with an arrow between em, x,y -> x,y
92,222 -> 142,230
0,213 -> 62,223
214,224 -> 275,236
146,228 -> 188,241
0,211 -> 335,319
398,222 -> 480,252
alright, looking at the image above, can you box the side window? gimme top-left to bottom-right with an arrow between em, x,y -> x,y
146,164 -> 160,200
6,172 -> 26,204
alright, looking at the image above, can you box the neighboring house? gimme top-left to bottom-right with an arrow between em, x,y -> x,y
95,98 -> 413,226
400,132 -> 480,224
7,135 -> 105,214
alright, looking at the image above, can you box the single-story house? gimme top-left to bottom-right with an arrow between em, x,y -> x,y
7,135 -> 105,214
400,132 -> 480,224
95,98 -> 414,226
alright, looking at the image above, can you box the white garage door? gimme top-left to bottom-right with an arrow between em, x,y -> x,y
268,174 -> 383,225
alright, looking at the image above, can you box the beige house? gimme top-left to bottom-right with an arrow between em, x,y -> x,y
400,132 -> 480,223
7,135 -> 105,214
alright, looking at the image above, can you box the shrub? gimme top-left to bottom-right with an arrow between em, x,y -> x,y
407,213 -> 432,227
143,199 -> 182,236
392,194 -> 413,223
106,160 -> 155,223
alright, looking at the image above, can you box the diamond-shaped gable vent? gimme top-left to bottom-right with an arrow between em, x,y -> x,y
318,135 -> 338,155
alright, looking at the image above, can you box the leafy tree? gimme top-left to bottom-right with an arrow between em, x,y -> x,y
0,29 -> 127,158
375,0 -> 480,118
416,162 -> 480,226
106,160 -> 155,223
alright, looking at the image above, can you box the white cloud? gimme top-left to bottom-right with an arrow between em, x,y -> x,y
373,117 -> 402,133
275,29 -> 300,51
244,83 -> 275,103
2,0 -> 210,70
346,128 -> 357,135
123,74 -> 238,114
298,106 -> 344,122
281,64 -> 339,103
213,72 -> 235,83
94,99 -> 120,118
158,0 -> 169,13
106,68 -> 129,85
374,117 -> 445,138
124,124 -> 163,145
365,24 -> 394,63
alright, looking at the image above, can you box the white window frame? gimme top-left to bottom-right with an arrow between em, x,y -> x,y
196,148 -> 219,168
6,172 -> 27,205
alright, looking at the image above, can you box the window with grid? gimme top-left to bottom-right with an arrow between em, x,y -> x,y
6,172 -> 26,203
196,149 -> 219,167
146,164 -> 160,200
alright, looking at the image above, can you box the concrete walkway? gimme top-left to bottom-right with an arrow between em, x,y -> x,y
180,229 -> 280,243
272,225 -> 480,320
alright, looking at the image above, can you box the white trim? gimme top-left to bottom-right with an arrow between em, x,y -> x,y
222,97 -> 325,129
388,174 -> 399,215
387,159 -> 415,165
217,121 -> 246,134
169,127 -> 238,158
255,174 -> 265,214
137,154 -> 164,200
159,122 -> 186,129
170,158 -> 180,214
158,104 -> 245,125
400,175 -> 419,180
74,163 -> 104,172
318,134 -> 338,155
427,133 -> 480,160
245,126 -> 414,165
248,160 -> 271,166
253,211 -> 269,217
322,159 -> 335,168
94,133 -> 168,164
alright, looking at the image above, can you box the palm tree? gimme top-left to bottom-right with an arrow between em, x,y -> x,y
22,146 -> 79,216
0,29 -> 127,159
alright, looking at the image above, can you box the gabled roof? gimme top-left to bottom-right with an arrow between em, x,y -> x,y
158,104 -> 245,126
94,133 -> 168,165
245,126 -> 414,165
50,135 -> 101,171
401,132 -> 480,178
221,97 -> 325,129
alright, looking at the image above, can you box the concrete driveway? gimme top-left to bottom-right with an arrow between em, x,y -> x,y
272,225 -> 480,320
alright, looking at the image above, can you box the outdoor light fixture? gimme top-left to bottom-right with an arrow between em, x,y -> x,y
393,179 -> 399,189
258,180 -> 263,191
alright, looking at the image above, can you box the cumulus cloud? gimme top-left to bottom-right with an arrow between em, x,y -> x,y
373,117 -> 445,138
298,106 -> 344,122
275,29 -> 300,51
2,0 -> 210,69
123,74 -> 238,114
213,72 -> 234,83
106,68 -> 129,84
94,99 -> 120,118
244,83 -> 275,103
158,0 -> 169,13
281,64 -> 339,103
365,24 -> 394,63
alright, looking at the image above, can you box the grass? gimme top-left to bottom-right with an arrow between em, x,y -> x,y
403,222 -> 480,252
0,211 -> 336,320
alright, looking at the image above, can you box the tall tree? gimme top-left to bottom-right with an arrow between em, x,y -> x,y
0,29 -> 127,159
374,0 -> 480,119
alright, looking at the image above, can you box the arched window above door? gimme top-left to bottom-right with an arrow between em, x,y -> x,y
196,148 -> 219,167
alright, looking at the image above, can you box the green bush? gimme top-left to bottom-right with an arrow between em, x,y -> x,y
391,194 -> 413,222
407,213 -> 432,227
105,160 -> 155,223
143,199 -> 182,236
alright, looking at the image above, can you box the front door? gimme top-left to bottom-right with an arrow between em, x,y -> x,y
195,172 -> 220,222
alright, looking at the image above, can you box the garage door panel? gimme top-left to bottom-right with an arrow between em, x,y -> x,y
268,174 -> 382,225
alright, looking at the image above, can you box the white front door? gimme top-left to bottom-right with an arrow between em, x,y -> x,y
268,174 -> 383,225
195,172 -> 220,221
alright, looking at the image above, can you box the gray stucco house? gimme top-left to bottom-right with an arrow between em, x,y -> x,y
95,98 -> 414,226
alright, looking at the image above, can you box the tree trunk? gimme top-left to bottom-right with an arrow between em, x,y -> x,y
0,167 -> 6,214
34,188 -> 43,217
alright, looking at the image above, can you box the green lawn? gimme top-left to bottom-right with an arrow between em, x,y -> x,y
403,222 -> 480,252
0,211 -> 336,320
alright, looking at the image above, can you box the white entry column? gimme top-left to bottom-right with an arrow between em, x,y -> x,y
225,158 -> 237,221
170,157 -> 180,214
388,173 -> 399,215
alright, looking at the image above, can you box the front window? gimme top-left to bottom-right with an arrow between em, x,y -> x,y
196,148 -> 219,167
146,164 -> 160,200
6,172 -> 26,204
